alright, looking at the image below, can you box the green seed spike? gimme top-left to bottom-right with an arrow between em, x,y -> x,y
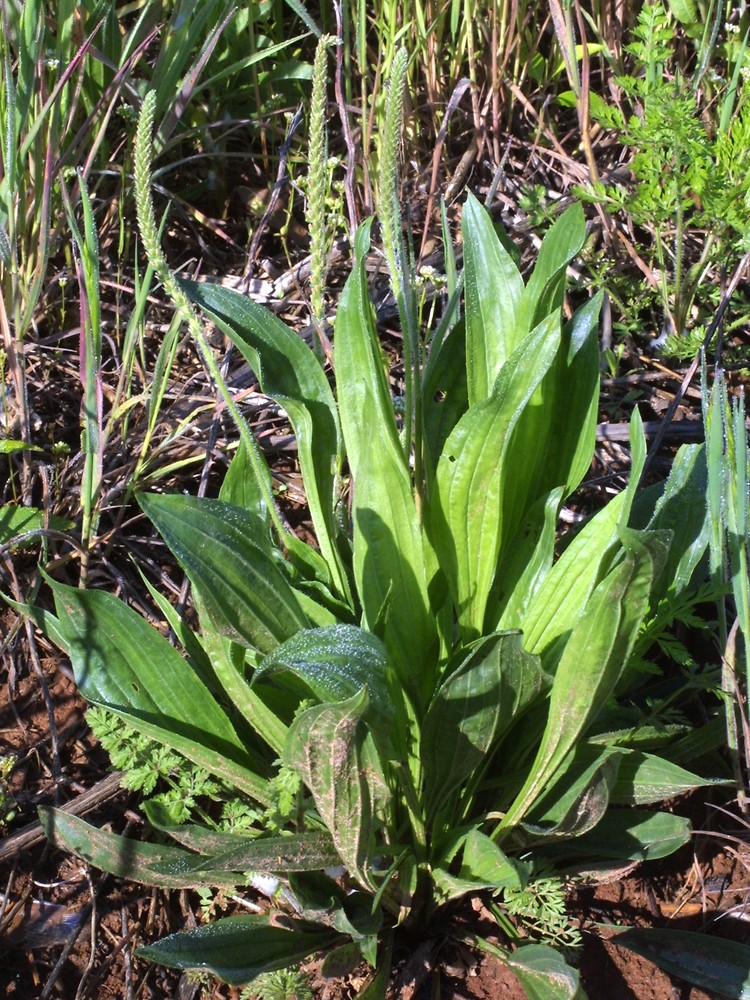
308,34 -> 338,359
134,92 -> 291,548
378,47 -> 424,513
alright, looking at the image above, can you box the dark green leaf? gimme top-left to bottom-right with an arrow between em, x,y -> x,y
136,914 -> 341,985
182,278 -> 346,596
552,809 -> 691,862
609,751 -> 729,805
50,578 -> 270,804
255,625 -> 396,731
521,747 -> 622,841
645,443 -> 709,599
610,928 -> 750,998
422,317 -> 469,468
505,944 -> 586,1000
39,808 -> 242,889
283,688 -> 388,887
193,590 -> 288,756
421,632 -> 545,823
140,493 -> 309,654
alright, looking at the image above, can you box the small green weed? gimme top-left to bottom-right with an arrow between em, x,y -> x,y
0,755 -> 17,833
583,0 -> 750,341
240,968 -> 314,1000
501,871 -> 582,955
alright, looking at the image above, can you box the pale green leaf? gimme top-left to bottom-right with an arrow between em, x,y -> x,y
523,408 -> 649,658
219,438 -> 268,523
433,830 -> 528,902
255,625 -> 396,733
520,202 -> 587,330
499,530 -> 665,834
462,192 -> 524,405
493,488 -> 564,630
335,222 -> 434,706
0,439 -> 41,454
499,293 -> 601,557
431,315 -> 559,638
0,505 -> 73,546
194,589 -> 288,757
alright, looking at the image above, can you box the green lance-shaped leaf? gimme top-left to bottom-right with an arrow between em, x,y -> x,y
136,914 -> 342,985
641,441 -> 709,600
181,279 -> 348,599
504,944 -> 586,1000
255,625 -> 396,736
193,590 -> 288,758
50,579 -> 271,804
39,808 -> 243,889
421,631 -> 546,825
609,750 -> 731,805
0,506 -> 73,547
40,808 -> 337,887
431,314 -> 559,639
335,221 -> 435,705
497,529 -> 665,837
142,802 -> 341,874
422,314 -> 469,469
432,829 -> 529,903
521,492 -> 626,658
522,408 -> 649,658
492,487 -> 564,631
219,437 -> 268,522
609,928 -> 750,999
187,832 -> 342,877
139,493 -> 309,654
519,202 -> 587,331
519,745 -> 623,842
462,192 -> 525,406
551,809 -> 692,863
501,291 -> 602,539
283,688 -> 388,889
334,220 -> 397,479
